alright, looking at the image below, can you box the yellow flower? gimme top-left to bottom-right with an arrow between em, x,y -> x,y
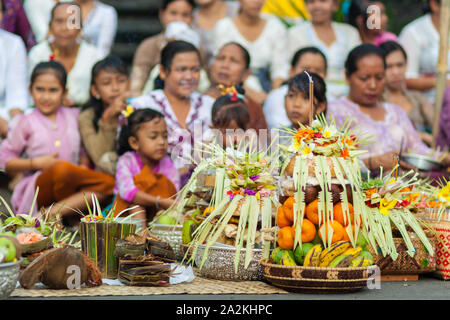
121,105 -> 134,118
438,185 -> 450,202
300,143 -> 315,159
379,198 -> 397,215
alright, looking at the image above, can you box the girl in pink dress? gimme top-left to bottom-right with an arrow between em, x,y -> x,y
0,61 -> 115,223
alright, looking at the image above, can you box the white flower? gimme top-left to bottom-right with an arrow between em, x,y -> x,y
300,143 -> 315,159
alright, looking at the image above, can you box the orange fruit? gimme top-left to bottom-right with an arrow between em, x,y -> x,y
283,196 -> 295,210
276,206 -> 292,228
342,224 -> 355,241
300,218 -> 316,243
333,202 -> 354,226
278,226 -> 295,250
203,206 -> 215,216
306,199 -> 320,225
318,220 -> 345,244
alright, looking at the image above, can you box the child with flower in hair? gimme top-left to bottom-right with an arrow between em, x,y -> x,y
114,107 -> 181,227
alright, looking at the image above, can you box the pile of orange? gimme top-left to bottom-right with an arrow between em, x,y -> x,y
277,196 -> 358,249
276,196 -> 316,250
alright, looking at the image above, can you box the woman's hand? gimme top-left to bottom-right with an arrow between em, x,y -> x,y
102,96 -> 128,125
365,151 -> 418,172
159,198 -> 175,210
33,153 -> 59,171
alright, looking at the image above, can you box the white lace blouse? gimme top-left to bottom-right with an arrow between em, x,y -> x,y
287,21 -> 361,98
0,29 -> 29,119
212,16 -> 289,82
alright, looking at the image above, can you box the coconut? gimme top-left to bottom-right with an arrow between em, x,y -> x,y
20,246 -> 102,289
284,156 -> 344,178
304,185 -> 319,204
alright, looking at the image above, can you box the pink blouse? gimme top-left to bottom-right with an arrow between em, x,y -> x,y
0,107 -> 80,215
327,97 -> 430,159
114,151 -> 181,202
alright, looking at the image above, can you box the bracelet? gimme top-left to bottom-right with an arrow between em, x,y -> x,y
155,196 -> 161,210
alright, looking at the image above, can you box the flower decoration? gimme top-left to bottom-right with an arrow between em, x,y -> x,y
281,115 -> 369,159
121,105 -> 135,118
379,197 -> 397,215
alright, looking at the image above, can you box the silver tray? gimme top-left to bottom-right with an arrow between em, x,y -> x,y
0,259 -> 21,300
400,154 -> 442,171
194,244 -> 263,281
150,224 -> 183,261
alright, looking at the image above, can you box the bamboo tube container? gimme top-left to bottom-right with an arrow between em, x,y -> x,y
432,0 -> 450,148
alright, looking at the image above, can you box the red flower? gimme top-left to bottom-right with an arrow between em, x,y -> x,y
49,54 -> 55,61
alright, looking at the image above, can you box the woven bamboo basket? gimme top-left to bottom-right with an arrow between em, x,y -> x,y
260,259 -> 377,294
367,236 -> 437,275
79,222 -> 136,279
150,224 -> 183,261
194,244 -> 263,281
415,209 -> 450,279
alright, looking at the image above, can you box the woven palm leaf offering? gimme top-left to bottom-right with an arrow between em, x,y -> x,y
183,142 -> 279,281
360,168 -> 438,275
149,144 -> 233,261
78,194 -> 142,278
0,188 -> 81,269
260,115 -> 386,293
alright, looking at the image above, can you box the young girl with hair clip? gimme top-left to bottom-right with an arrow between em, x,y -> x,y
206,85 -> 251,149
0,60 -> 115,224
79,55 -> 131,176
114,108 -> 180,227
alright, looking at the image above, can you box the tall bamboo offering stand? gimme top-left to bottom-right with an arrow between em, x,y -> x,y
260,113 -> 438,292
181,143 -> 280,281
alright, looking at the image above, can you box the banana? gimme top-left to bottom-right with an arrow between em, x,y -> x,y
271,247 -> 282,264
182,219 -> 198,244
303,244 -> 323,267
350,256 -> 374,267
342,247 -> 363,259
319,241 -> 352,267
280,250 -> 297,266
329,254 -> 353,268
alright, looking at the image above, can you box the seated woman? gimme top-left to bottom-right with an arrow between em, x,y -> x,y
213,0 -> 289,92
347,0 -> 397,46
79,55 -> 130,176
130,40 -> 215,187
0,61 -> 115,222
129,0 -> 195,96
0,0 -> 36,51
0,28 -> 28,138
74,0 -> 118,57
140,21 -> 211,95
114,108 -> 180,228
327,44 -> 450,174
436,86 -> 450,151
380,41 -> 434,146
28,2 -> 104,107
204,42 -> 267,130
398,0 -> 450,103
287,0 -> 361,98
264,46 -> 328,130
192,0 -> 240,65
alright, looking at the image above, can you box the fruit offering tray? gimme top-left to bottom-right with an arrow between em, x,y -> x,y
260,259 -> 377,294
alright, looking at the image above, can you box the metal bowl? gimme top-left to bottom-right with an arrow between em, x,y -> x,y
150,224 -> 183,261
400,154 -> 442,171
0,259 -> 21,300
194,244 -> 263,281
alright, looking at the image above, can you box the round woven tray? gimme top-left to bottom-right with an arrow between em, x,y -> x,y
150,224 -> 183,261
260,259 -> 377,294
194,244 -> 263,281
368,237 -> 437,275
